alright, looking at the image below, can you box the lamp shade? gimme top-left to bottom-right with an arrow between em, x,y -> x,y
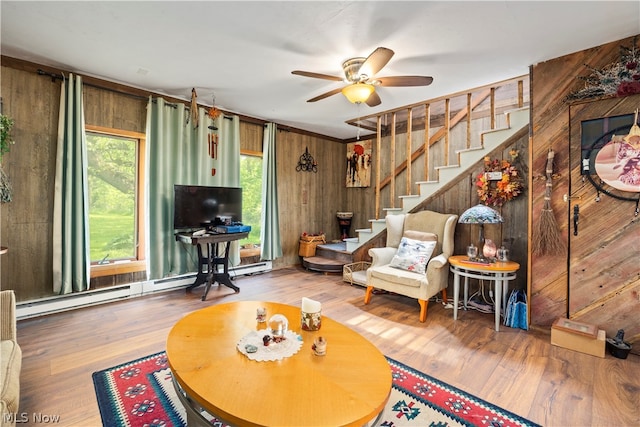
458,204 -> 504,224
341,83 -> 375,104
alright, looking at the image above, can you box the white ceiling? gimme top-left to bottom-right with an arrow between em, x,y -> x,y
2,1 -> 639,140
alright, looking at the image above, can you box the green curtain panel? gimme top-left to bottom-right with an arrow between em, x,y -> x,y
260,123 -> 282,260
52,74 -> 90,294
215,114 -> 241,267
145,98 -> 241,280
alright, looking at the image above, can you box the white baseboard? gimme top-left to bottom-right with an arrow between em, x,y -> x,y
16,262 -> 273,320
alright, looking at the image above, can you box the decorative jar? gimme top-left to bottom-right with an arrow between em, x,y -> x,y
497,246 -> 510,261
268,314 -> 288,338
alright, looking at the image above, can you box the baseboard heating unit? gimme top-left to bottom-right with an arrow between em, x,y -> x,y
230,261 -> 272,276
16,261 -> 273,320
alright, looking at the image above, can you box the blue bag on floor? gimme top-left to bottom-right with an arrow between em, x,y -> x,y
504,289 -> 528,330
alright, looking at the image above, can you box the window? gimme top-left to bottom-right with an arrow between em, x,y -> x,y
86,125 -> 146,277
239,150 -> 262,249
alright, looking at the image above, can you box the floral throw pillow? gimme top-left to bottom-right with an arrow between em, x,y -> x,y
389,237 -> 437,274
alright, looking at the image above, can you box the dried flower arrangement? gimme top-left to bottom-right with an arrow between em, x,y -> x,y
476,150 -> 523,207
566,36 -> 640,102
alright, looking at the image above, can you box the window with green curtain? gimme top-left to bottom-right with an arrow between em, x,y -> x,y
240,152 -> 262,247
86,128 -> 144,264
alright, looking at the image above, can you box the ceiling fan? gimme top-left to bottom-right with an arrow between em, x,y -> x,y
292,47 -> 433,107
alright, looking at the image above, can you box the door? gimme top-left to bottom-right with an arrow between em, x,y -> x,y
568,95 -> 640,354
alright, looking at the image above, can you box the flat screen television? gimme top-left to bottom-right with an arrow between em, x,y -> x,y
173,185 -> 242,230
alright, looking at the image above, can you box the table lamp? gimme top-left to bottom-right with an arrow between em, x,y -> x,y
458,204 -> 503,262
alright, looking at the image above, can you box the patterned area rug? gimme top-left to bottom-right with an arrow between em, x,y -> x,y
92,351 -> 540,427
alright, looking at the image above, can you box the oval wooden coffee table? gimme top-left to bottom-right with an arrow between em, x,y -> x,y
166,301 -> 391,426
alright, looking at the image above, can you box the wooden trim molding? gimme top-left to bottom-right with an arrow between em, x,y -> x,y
90,260 -> 146,278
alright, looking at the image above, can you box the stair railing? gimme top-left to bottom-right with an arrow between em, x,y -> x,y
348,75 -> 528,219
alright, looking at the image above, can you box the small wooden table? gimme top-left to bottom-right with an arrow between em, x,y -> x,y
175,231 -> 248,300
166,301 -> 392,426
449,255 -> 520,331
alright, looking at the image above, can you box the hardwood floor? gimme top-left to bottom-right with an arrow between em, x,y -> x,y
16,266 -> 639,426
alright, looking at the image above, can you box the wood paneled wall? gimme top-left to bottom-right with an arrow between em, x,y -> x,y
410,130 -> 529,292
1,66 -> 60,300
0,55 -> 528,302
353,126 -> 530,293
0,59 -> 365,301
529,34 -> 640,332
240,122 -> 365,269
4,33 -> 637,321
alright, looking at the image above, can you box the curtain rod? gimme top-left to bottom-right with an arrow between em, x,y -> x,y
33,67 -> 337,139
36,68 -> 233,119
37,69 -> 63,81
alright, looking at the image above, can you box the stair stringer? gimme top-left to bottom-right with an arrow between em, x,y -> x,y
346,107 -> 530,253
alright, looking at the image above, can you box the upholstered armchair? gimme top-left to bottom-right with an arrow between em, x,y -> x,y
1,290 -> 21,427
364,210 -> 458,322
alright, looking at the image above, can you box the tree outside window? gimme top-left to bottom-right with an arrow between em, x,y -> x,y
240,152 -> 262,248
86,127 -> 144,265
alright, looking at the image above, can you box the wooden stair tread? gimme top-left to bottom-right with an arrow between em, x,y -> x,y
302,256 -> 346,274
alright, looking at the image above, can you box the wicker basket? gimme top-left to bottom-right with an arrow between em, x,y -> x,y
298,234 -> 326,257
342,261 -> 371,286
300,234 -> 326,243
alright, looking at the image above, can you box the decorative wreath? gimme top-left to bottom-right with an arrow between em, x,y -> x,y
475,150 -> 523,207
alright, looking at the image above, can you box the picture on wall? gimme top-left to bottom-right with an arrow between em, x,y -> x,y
581,113 -> 640,195
346,141 -> 372,188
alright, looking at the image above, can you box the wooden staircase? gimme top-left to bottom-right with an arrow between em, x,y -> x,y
301,242 -> 351,274
346,106 -> 530,252
302,107 -> 530,274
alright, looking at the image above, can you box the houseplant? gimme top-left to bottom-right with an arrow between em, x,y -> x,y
0,113 -> 14,203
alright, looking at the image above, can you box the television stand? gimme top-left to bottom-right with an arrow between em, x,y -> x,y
176,231 -> 249,300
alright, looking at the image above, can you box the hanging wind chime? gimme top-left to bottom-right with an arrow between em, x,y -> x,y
207,95 -> 221,177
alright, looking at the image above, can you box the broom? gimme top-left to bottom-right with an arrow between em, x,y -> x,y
532,149 -> 566,256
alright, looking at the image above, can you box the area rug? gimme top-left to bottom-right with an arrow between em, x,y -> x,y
92,351 -> 540,427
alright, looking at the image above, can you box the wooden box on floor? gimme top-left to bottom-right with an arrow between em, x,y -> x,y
551,318 -> 605,358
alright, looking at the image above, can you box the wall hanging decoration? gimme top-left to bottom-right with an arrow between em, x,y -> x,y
566,36 -> 640,102
296,146 -> 317,173
345,140 -> 371,187
475,150 -> 523,207
208,94 -> 221,123
580,110 -> 640,215
532,149 -> 566,256
190,88 -> 199,128
208,128 -> 218,177
206,94 -> 220,177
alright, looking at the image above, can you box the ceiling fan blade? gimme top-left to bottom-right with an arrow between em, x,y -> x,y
359,47 -> 394,78
365,91 -> 381,107
292,70 -> 344,82
307,87 -> 343,102
376,76 -> 434,87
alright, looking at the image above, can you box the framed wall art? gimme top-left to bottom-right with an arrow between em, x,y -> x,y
580,111 -> 640,202
345,141 -> 372,188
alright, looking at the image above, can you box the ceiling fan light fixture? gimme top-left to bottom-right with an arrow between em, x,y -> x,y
341,83 -> 375,104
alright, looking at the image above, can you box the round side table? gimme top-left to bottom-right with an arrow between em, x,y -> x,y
448,255 -> 520,331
